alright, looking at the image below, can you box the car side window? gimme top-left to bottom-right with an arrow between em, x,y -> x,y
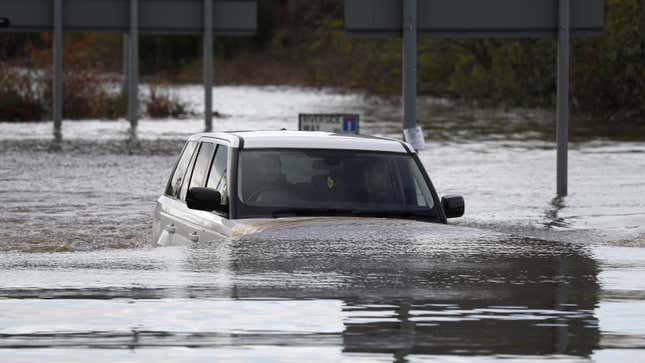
409,162 -> 434,208
179,143 -> 201,201
413,178 -> 429,207
166,141 -> 198,198
206,145 -> 229,205
189,142 -> 216,190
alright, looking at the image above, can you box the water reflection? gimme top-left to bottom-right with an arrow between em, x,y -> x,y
544,196 -> 571,229
0,218 -> 603,359
188,220 -> 599,357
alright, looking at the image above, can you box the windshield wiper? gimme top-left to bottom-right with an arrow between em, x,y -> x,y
271,208 -> 354,218
270,207 -> 436,220
350,209 -> 437,220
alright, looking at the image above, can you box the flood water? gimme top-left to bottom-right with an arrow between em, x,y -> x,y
1,85 -> 644,362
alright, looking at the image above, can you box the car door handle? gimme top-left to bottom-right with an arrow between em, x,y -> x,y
189,231 -> 199,242
165,224 -> 176,234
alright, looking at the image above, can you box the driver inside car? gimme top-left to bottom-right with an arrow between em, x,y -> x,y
261,155 -> 290,187
363,160 -> 397,204
249,155 -> 295,202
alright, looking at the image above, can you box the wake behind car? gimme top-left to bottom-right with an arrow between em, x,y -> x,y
154,131 -> 464,245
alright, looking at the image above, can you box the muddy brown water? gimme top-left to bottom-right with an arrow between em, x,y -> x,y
0,86 -> 644,362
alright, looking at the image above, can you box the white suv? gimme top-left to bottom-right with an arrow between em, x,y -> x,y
154,131 -> 464,245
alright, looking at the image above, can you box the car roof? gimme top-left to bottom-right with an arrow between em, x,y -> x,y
188,131 -> 413,154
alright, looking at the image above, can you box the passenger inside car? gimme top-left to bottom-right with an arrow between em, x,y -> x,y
260,155 -> 291,189
363,160 -> 397,204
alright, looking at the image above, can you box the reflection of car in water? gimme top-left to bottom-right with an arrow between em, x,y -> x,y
181,219 -> 599,357
154,131 -> 464,245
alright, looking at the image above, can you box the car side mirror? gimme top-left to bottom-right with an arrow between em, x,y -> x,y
186,187 -> 226,213
0,18 -> 10,28
441,195 -> 464,219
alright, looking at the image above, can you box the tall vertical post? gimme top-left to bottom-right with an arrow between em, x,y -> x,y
556,0 -> 570,196
402,0 -> 424,150
555,256 -> 570,353
128,0 -> 139,139
53,0 -> 63,143
122,33 -> 129,95
204,0 -> 214,132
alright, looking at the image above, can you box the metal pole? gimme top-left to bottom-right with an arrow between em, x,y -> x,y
53,0 -> 63,143
204,0 -> 214,132
556,0 -> 570,196
122,33 -> 129,95
402,0 -> 424,150
555,255 -> 570,353
128,0 -> 139,138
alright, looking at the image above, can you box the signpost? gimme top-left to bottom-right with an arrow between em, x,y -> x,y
0,0 -> 257,138
53,0 -> 63,142
204,0 -> 215,132
299,114 -> 360,134
127,0 -> 139,138
345,0 -> 604,196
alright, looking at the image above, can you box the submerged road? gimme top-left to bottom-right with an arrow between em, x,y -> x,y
1,222 -> 644,362
1,86 -> 644,362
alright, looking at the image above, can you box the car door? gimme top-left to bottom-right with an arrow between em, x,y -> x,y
155,140 -> 198,246
170,140 -> 232,244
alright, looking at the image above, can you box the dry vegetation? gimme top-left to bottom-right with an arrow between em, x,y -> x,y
0,34 -> 190,121
0,0 -> 642,122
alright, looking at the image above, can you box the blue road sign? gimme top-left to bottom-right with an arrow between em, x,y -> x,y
342,116 -> 357,132
299,114 -> 360,134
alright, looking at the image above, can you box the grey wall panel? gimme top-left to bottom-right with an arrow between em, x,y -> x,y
570,0 -> 604,31
65,0 -> 129,31
0,0 -> 257,34
212,1 -> 257,34
1,0 -> 53,30
346,0 -> 604,37
346,0 -> 401,33
140,0 -> 204,33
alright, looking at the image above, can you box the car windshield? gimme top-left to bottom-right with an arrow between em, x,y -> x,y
236,149 -> 437,219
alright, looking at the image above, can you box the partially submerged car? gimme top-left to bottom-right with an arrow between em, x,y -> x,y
154,131 -> 464,245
